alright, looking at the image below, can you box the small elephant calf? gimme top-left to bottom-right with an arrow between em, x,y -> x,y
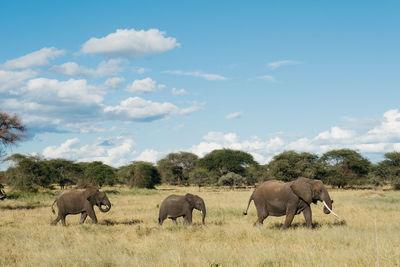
51,188 -> 111,226
158,193 -> 206,225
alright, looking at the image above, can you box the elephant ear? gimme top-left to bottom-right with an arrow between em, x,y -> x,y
84,188 -> 99,205
185,193 -> 196,207
290,177 -> 313,204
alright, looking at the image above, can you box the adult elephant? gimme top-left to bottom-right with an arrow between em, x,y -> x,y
244,177 -> 339,228
158,193 -> 206,225
51,188 -> 111,226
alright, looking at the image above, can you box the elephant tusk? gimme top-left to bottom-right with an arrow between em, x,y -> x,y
323,201 -> 340,218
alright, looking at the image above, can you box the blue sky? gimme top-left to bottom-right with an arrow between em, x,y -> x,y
1,1 -> 400,168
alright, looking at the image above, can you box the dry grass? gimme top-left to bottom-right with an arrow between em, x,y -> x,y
1,186 -> 399,266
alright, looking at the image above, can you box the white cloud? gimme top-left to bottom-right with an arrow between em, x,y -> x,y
51,62 -> 94,76
104,77 -> 125,89
133,67 -> 150,74
134,149 -> 163,163
42,136 -> 136,167
190,142 -> 223,157
173,123 -> 185,131
3,47 -> 65,69
268,60 -> 301,69
125,77 -> 156,94
2,98 -> 52,113
81,28 -> 180,58
256,75 -> 277,82
363,109 -> 400,143
0,69 -> 36,93
96,59 -> 125,77
103,97 -> 200,122
315,126 -> 356,142
51,59 -> 124,77
163,70 -> 227,81
172,88 -> 187,95
226,112 -> 242,119
24,78 -> 103,105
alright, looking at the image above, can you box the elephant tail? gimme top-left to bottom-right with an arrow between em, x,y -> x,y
51,199 -> 57,214
243,191 -> 255,215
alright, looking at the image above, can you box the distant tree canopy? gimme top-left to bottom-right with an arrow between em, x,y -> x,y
197,149 -> 258,176
46,159 -> 83,189
5,154 -> 52,192
188,168 -> 210,188
77,161 -> 117,187
157,152 -> 198,185
318,149 -> 371,188
2,147 -> 400,191
372,152 -> 400,189
0,111 -> 25,158
266,151 -> 319,182
118,161 -> 161,189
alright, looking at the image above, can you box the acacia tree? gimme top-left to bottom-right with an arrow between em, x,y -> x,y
188,168 -> 210,189
372,152 -> 400,189
78,161 -> 117,187
0,111 -> 25,157
157,152 -> 198,185
197,149 -> 258,183
318,149 -> 371,188
266,151 -> 319,182
47,159 -> 83,189
119,161 -> 161,189
5,154 -> 52,191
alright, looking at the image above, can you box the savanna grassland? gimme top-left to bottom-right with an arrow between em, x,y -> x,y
1,186 -> 399,267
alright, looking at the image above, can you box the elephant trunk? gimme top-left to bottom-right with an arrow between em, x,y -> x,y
99,198 -> 111,212
320,190 -> 333,214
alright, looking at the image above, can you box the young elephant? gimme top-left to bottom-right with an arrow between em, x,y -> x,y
51,188 -> 111,226
158,193 -> 206,225
244,177 -> 339,228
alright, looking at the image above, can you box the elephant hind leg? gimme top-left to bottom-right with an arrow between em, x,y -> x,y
61,215 -> 67,226
170,218 -> 178,225
51,215 -> 62,226
254,205 -> 268,226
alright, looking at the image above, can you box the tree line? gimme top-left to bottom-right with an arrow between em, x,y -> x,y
1,148 -> 399,192
1,110 -> 399,192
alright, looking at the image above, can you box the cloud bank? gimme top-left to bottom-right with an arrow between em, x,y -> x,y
80,28 -> 180,58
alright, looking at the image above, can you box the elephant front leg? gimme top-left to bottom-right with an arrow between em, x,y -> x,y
183,213 -> 192,225
302,206 -> 312,228
87,207 -> 98,224
79,212 -> 88,224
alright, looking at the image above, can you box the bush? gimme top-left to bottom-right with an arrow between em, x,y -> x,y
119,162 -> 161,189
218,172 -> 246,188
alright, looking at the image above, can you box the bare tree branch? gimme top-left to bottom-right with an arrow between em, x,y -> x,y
0,111 -> 26,157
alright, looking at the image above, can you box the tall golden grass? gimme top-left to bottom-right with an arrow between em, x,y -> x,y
1,186 -> 399,266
